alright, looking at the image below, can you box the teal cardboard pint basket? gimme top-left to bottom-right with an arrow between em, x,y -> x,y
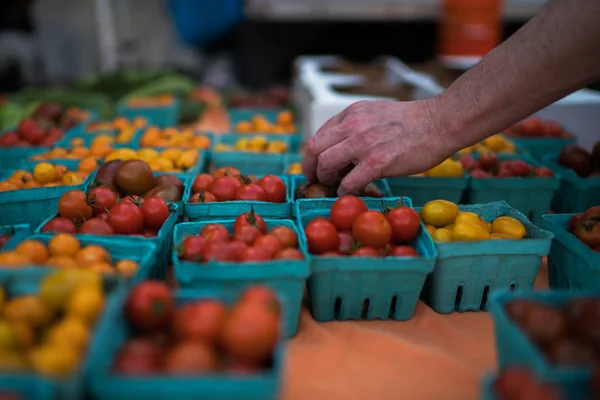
511,136 -> 576,163
489,290 -> 596,399
295,197 -> 437,322
386,175 -> 467,207
420,201 -> 553,314
89,287 -> 285,400
542,213 -> 600,291
544,155 -> 600,213
172,219 -> 310,337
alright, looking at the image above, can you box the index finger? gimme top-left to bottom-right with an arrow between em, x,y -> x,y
302,112 -> 346,183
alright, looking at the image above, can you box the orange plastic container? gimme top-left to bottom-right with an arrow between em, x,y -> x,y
439,0 -> 502,68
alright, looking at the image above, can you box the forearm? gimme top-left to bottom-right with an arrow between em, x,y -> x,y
437,0 -> 600,152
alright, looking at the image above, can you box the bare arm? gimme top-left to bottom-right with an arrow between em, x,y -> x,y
303,0 -> 600,195
438,0 -> 600,151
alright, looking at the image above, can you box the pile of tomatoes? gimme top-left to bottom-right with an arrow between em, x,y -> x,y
459,153 -> 554,178
41,188 -> 172,237
569,206 -> 600,252
113,282 -> 280,375
302,196 -> 421,258
179,211 -> 303,263
189,167 -> 286,204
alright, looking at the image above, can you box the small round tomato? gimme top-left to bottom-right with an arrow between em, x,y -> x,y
213,167 -> 241,179
235,184 -> 267,202
58,190 -> 93,223
87,187 -> 117,215
478,152 -> 498,170
269,226 -> 297,249
211,176 -> 242,202
338,231 -> 355,254
228,240 -> 248,260
352,247 -> 380,257
41,217 -> 77,234
234,210 -> 267,234
164,340 -> 219,374
253,234 -> 283,257
108,203 -> 144,235
304,218 -> 340,254
240,246 -> 272,262
125,281 -> 174,331
257,175 -> 286,203
189,191 -> 217,203
203,241 -> 237,262
388,245 -> 419,257
329,196 -> 367,231
574,221 -> 600,247
191,174 -> 214,194
179,236 -> 208,261
141,197 -> 170,230
171,300 -> 227,344
274,248 -> 303,260
386,206 -> 421,243
535,167 -> 554,177
352,211 -> 392,248
79,218 -> 115,235
233,224 -> 262,246
120,195 -> 145,206
199,224 -> 231,242
506,160 -> 531,176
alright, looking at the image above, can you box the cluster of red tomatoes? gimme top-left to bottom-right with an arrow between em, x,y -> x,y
189,167 -> 286,203
41,188 -> 171,237
114,282 -> 280,375
569,206 -> 600,251
179,210 -> 304,263
303,196 -> 421,257
460,153 -> 554,178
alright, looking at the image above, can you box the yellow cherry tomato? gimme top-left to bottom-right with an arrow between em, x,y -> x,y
47,318 -> 91,354
432,228 -> 453,242
455,212 -> 490,233
175,150 -> 199,170
29,344 -> 79,378
451,223 -> 491,241
33,162 -> 58,184
287,163 -> 302,175
426,158 -> 464,178
420,200 -> 459,227
424,224 -> 436,236
67,287 -> 105,325
491,216 -> 526,239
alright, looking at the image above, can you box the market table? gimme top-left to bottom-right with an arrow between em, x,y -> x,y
280,262 -> 549,400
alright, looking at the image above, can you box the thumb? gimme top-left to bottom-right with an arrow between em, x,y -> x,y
338,162 -> 379,196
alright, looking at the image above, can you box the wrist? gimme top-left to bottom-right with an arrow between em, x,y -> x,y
424,94 -> 463,158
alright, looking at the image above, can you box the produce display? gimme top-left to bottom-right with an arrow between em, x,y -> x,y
420,200 -> 527,242
103,148 -> 200,173
302,196 -> 420,257
139,126 -> 211,149
113,282 -> 279,375
227,87 -> 290,108
0,234 -> 138,277
213,135 -> 288,154
459,153 -> 555,178
557,143 -> 600,178
0,119 -> 66,148
568,205 -> 600,251
491,368 -> 565,399
235,111 -> 296,134
189,168 -> 286,203
0,269 -> 105,377
409,157 -> 464,178
294,181 -> 383,199
125,95 -> 175,108
458,134 -> 517,154
178,211 -> 303,262
0,162 -> 93,192
504,117 -> 573,139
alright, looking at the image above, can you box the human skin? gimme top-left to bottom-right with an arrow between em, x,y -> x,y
302,0 -> 600,196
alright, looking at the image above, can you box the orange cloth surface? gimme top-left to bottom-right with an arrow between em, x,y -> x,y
282,263 -> 550,400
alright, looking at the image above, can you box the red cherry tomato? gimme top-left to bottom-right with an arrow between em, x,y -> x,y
257,175 -> 286,203
79,218 -> 115,235
192,174 -> 214,193
233,224 -> 262,246
273,248 -> 304,260
108,203 -> 144,235
235,184 -> 268,202
203,241 -> 237,262
120,195 -> 145,206
352,211 -> 392,249
41,217 -> 77,234
228,240 -> 249,260
534,167 -> 554,177
189,191 -> 217,203
253,234 -> 283,257
87,187 -> 117,215
58,190 -> 93,223
179,236 -> 208,261
211,176 -> 242,201
304,218 -> 340,254
213,167 -> 241,179
141,197 -> 170,231
234,210 -> 267,234
240,246 -> 272,262
269,226 -> 297,249
385,207 -> 421,243
125,281 -> 174,331
171,300 -> 227,344
329,196 -> 368,231
388,245 -> 419,257
352,247 -> 381,257
199,224 -> 231,242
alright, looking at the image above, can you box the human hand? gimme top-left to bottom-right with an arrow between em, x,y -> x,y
302,99 -> 455,196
